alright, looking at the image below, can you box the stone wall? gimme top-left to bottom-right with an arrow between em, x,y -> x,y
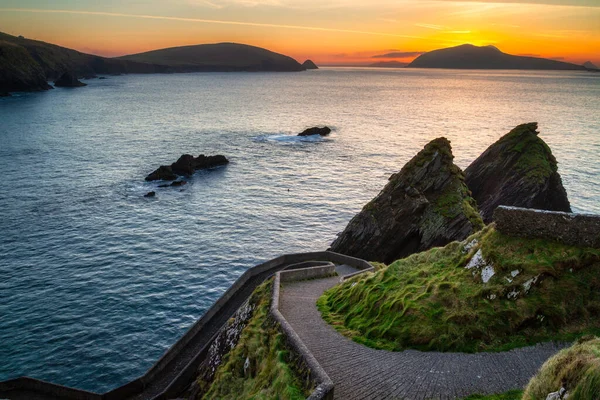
493,206 -> 600,248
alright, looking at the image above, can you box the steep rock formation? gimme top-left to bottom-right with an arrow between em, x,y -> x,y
330,137 -> 484,263
145,154 -> 229,181
465,123 -> 571,223
54,71 -> 87,87
302,59 -> 318,69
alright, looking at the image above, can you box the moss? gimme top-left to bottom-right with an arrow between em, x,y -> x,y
199,279 -> 312,400
462,390 -> 524,400
523,337 -> 600,400
318,226 -> 600,353
496,123 -> 557,184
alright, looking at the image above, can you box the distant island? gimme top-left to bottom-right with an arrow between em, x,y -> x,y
0,32 -> 314,94
408,44 -> 589,71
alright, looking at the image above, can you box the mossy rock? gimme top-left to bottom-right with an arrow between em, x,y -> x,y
465,123 -> 571,223
330,137 -> 483,264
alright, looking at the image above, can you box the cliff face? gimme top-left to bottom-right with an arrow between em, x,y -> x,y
465,123 -> 571,223
330,137 -> 483,264
0,40 -> 51,92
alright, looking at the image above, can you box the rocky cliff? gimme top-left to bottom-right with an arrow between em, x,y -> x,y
0,40 -> 51,92
330,137 -> 483,263
465,123 -> 571,223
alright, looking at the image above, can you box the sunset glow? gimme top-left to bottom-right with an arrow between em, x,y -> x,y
1,0 -> 599,65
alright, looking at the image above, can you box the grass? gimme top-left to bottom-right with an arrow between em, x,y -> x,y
496,123 -> 557,184
462,389 -> 524,400
523,336 -> 600,400
318,225 -> 600,353
199,279 -> 312,400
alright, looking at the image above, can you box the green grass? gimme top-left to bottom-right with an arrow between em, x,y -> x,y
462,389 -> 523,400
497,123 -> 557,184
523,336 -> 600,400
199,279 -> 312,400
318,225 -> 600,353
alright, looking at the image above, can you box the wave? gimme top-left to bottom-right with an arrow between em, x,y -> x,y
253,132 -> 333,145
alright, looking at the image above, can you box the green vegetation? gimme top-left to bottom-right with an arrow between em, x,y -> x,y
462,390 -> 524,400
199,279 -> 311,400
523,336 -> 600,400
497,123 -> 557,184
318,226 -> 600,353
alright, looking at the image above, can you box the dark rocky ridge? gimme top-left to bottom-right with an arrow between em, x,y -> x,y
330,137 -> 484,263
408,44 -> 587,70
145,154 -> 229,181
298,127 -> 331,137
465,122 -> 571,223
0,32 -> 310,93
302,60 -> 318,70
54,71 -> 86,87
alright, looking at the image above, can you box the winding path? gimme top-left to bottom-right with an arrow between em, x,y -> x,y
279,266 -> 566,400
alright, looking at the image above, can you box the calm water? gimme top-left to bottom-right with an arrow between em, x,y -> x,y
1,68 -> 599,392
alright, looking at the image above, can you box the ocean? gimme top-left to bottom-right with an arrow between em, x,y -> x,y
0,67 -> 598,392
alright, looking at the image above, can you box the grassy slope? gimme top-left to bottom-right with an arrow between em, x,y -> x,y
462,390 -> 524,400
318,226 -> 600,352
523,336 -> 600,400
118,43 -> 303,71
199,279 -> 311,400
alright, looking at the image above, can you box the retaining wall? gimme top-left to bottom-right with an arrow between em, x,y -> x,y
0,251 -> 373,400
494,206 -> 600,248
272,266 -> 337,400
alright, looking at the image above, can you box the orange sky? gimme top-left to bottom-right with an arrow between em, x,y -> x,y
0,1 -> 599,66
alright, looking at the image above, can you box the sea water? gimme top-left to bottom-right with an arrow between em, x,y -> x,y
0,68 -> 598,392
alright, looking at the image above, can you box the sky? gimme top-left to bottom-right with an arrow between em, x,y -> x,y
0,0 -> 598,65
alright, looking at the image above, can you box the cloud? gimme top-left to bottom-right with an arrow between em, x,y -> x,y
414,23 -> 445,30
372,51 -> 424,58
0,8 -> 423,39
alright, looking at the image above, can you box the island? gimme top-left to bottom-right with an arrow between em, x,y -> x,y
408,44 -> 588,70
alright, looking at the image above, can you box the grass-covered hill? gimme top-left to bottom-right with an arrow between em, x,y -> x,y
118,43 -> 305,72
523,336 -> 600,399
319,225 -> 600,353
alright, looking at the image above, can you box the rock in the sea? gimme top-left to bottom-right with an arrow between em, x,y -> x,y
54,71 -> 87,87
330,137 -> 484,263
465,123 -> 571,223
0,92 -> 11,97
145,154 -> 229,181
302,60 -> 319,70
98,77 -> 107,80
146,165 -> 178,181
298,126 -> 331,137
144,191 -> 156,198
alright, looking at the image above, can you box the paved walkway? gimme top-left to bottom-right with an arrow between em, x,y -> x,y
279,268 -> 566,400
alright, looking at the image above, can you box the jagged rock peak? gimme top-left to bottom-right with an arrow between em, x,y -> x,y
329,137 -> 483,264
465,122 -> 571,223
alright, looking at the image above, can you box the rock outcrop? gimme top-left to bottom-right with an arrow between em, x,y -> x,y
464,123 -> 571,223
302,60 -> 318,70
330,137 -> 484,263
298,127 -> 331,137
0,40 -> 52,92
145,154 -> 229,181
54,71 -> 87,87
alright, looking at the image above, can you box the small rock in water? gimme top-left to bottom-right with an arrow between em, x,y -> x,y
145,154 -> 228,181
298,126 -> 331,137
54,71 -> 87,87
144,191 -> 156,198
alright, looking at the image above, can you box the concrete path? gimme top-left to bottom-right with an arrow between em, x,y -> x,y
279,268 -> 566,400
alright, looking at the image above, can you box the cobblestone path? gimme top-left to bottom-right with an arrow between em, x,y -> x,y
279,271 -> 566,400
